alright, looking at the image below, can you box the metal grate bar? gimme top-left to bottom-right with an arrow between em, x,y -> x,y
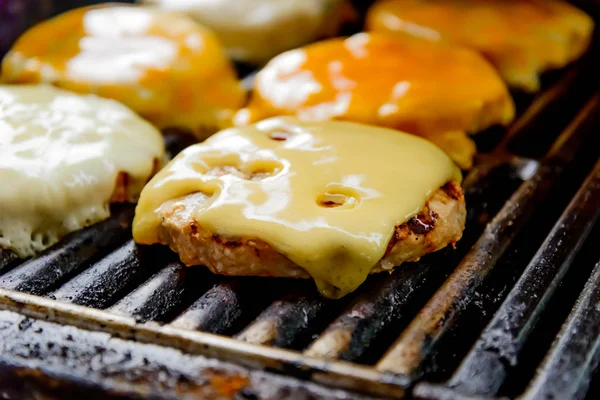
170,280 -> 263,335
413,383 -> 508,400
411,378 -> 509,400
0,287 -> 411,398
108,261 -> 209,323
235,289 -> 332,348
0,308 -> 385,400
305,258 -> 442,362
234,156 -> 528,356
377,170 -> 547,375
520,257 -> 600,400
50,241 -> 165,308
0,205 -> 134,295
448,157 -> 600,396
376,94 -> 600,376
491,66 -> 583,153
304,160 -> 530,364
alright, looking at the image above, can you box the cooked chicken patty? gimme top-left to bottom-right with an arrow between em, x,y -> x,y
154,181 -> 465,280
133,117 -> 464,297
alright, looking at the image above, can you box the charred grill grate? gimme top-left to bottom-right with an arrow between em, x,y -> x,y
1,2 -> 600,399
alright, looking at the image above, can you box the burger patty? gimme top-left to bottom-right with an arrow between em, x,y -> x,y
153,180 -> 466,278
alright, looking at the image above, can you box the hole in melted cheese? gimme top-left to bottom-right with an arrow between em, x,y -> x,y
317,192 -> 358,209
245,159 -> 284,180
268,130 -> 295,141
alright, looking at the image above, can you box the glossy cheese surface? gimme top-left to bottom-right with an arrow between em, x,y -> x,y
237,33 -> 514,169
133,117 -> 461,297
141,0 -> 346,64
0,85 -> 164,257
1,5 -> 245,137
366,0 -> 594,91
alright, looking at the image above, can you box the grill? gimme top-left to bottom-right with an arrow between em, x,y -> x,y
1,2 -> 600,399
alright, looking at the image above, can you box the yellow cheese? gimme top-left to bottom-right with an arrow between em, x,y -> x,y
236,33 -> 515,169
366,0 -> 594,91
0,84 -> 164,257
1,5 -> 246,137
133,117 -> 461,297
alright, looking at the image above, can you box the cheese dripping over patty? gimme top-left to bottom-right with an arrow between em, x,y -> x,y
133,117 -> 461,298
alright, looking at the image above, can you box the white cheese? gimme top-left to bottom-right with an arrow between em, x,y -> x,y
0,85 -> 164,257
140,0 -> 346,64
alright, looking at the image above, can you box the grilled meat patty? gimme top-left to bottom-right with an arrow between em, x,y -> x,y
153,181 -> 465,279
132,117 -> 464,297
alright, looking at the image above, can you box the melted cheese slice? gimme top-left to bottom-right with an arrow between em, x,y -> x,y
366,0 -> 594,92
1,5 -> 245,137
237,33 -> 515,169
133,117 -> 461,298
0,85 -> 164,257
141,0 -> 346,65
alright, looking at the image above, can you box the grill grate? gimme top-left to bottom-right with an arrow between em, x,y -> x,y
523,257 -> 600,400
1,2 -> 600,399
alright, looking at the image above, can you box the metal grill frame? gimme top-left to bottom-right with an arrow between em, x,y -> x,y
1,2 -> 600,399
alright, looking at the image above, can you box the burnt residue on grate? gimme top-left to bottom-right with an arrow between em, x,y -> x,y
235,285 -> 338,349
305,251 -> 456,364
0,309 -> 384,400
522,256 -> 600,400
0,249 -> 19,275
108,261 -> 211,323
0,205 -> 134,296
171,278 -> 277,336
